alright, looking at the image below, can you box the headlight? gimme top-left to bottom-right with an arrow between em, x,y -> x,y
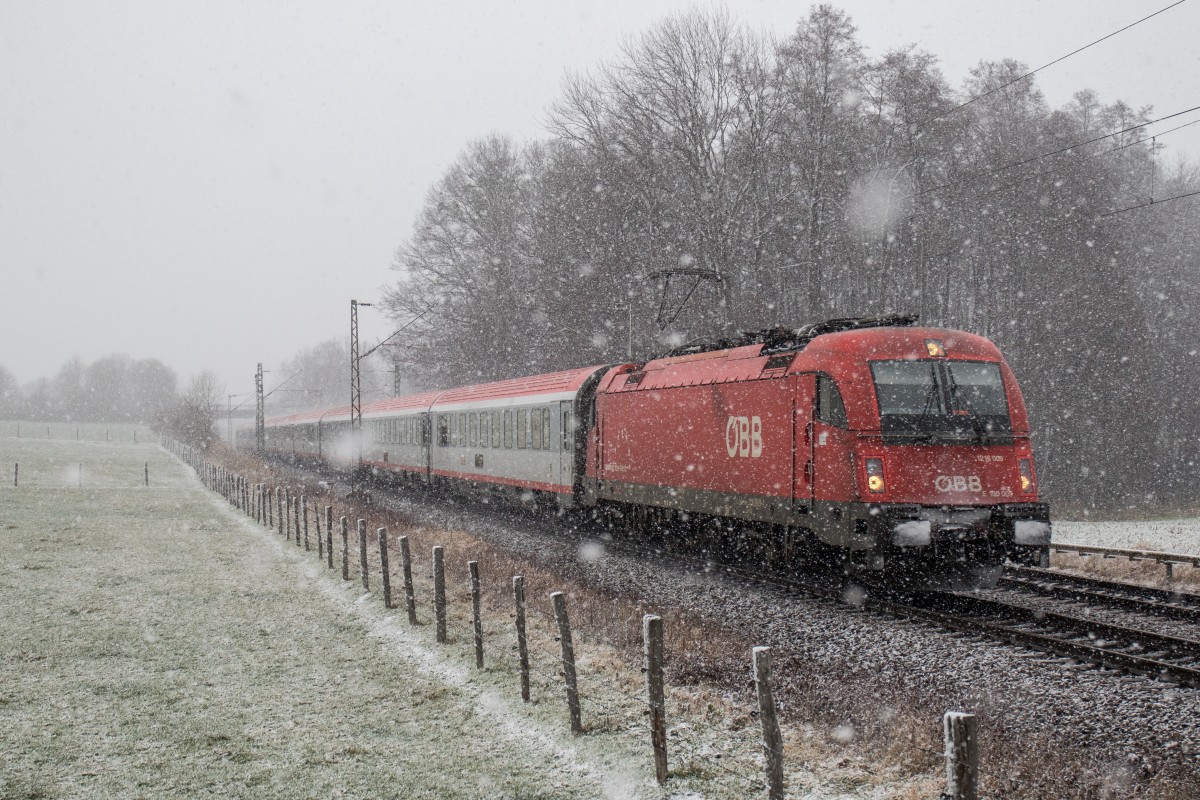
1018,459 -> 1035,493
865,458 -> 885,493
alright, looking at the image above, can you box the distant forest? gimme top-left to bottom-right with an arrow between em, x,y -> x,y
382,6 -> 1200,513
0,355 -> 225,446
0,355 -> 178,427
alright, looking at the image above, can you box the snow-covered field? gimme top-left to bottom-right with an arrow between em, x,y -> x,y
0,440 -> 659,799
0,420 -> 151,443
1054,517 -> 1200,554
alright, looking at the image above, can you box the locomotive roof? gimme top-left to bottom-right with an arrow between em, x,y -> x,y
602,322 -> 1005,394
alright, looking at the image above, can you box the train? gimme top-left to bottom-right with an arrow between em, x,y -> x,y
247,315 -> 1051,585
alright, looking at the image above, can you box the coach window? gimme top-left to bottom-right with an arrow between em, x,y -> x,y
437,415 -> 449,447
503,409 -> 513,448
531,408 -> 544,449
516,408 -> 527,449
469,413 -> 478,447
816,374 -> 849,428
491,410 -> 501,448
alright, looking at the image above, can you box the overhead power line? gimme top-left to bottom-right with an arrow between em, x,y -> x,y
899,114 -> 1200,221
922,187 -> 1200,264
915,104 -> 1200,200
932,0 -> 1191,124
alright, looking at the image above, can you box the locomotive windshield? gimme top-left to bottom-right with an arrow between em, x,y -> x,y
870,360 -> 1012,444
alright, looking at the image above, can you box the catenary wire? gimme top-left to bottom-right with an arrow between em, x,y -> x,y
921,187 -> 1200,263
928,0 -> 1191,125
914,104 -> 1200,201
897,114 -> 1200,222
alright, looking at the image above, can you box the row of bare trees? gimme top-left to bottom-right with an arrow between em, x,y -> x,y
382,5 -> 1198,511
0,355 -> 228,449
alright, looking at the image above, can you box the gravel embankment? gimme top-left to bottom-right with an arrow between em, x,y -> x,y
378,489 -> 1200,792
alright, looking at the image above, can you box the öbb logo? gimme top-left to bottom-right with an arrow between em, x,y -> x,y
725,416 -> 763,458
934,475 -> 982,492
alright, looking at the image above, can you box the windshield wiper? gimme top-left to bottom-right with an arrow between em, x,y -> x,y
947,371 -> 988,444
920,370 -> 942,417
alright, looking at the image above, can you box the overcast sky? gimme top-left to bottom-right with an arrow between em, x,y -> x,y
3,0 -> 1197,400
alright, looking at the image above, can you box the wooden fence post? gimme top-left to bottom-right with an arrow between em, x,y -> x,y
302,496 -> 310,551
341,516 -> 350,581
144,463 -> 149,487
358,519 -> 369,590
550,591 -> 582,736
13,464 -> 17,487
284,489 -> 291,539
379,528 -> 393,608
942,712 -> 979,800
469,561 -> 483,668
325,506 -> 333,569
293,498 -> 302,548
315,502 -> 324,559
398,535 -> 417,624
513,576 -> 530,702
753,646 -> 784,800
270,488 -> 276,528
77,463 -> 82,488
644,614 -> 668,785
433,546 -> 447,643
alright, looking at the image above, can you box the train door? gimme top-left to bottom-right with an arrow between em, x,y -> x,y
419,413 -> 432,482
810,372 -> 856,547
559,401 -> 574,488
793,374 -> 815,509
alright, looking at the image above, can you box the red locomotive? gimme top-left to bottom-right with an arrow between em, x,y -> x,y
258,316 -> 1050,582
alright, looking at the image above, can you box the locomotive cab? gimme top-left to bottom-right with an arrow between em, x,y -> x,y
805,327 -> 1051,584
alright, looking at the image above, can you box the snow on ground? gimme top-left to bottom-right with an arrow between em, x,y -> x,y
0,440 -> 657,799
1054,517 -> 1200,554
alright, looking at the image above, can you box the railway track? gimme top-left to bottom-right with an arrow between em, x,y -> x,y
591,540 -> 1200,689
873,589 -> 1200,689
290,460 -> 1200,690
1000,565 -> 1200,623
582,532 -> 1200,689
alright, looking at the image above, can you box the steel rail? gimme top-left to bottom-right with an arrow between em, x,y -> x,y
1051,542 -> 1200,580
884,591 -> 1200,688
1001,566 -> 1200,624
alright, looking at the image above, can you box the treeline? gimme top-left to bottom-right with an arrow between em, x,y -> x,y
0,355 -> 224,448
0,355 -> 177,425
268,338 -> 398,416
383,6 -> 1200,512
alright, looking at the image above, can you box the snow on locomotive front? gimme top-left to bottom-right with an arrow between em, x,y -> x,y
586,316 -> 1051,582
